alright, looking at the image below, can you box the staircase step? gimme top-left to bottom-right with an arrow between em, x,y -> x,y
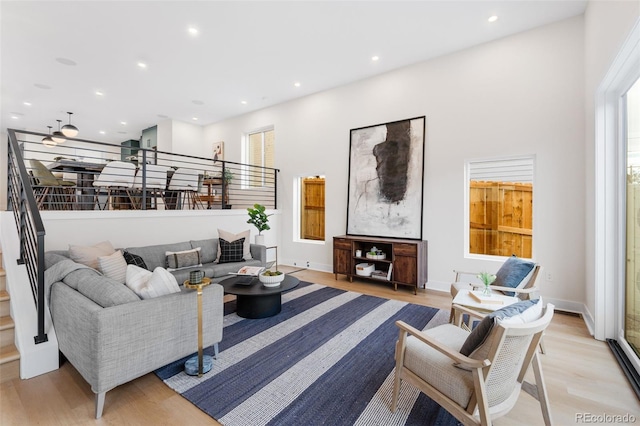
0,316 -> 14,331
0,344 -> 20,384
0,290 -> 9,318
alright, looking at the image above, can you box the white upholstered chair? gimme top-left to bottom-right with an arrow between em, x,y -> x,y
132,164 -> 168,209
92,161 -> 137,210
167,167 -> 204,209
392,302 -> 554,426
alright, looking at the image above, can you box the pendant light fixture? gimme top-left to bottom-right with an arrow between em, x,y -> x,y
42,126 -> 56,147
52,119 -> 65,143
61,112 -> 78,137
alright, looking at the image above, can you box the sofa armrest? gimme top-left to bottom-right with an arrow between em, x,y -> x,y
250,244 -> 267,265
50,281 -> 223,395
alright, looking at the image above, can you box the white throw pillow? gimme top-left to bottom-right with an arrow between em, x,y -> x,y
125,265 -> 153,295
125,265 -> 180,299
69,240 -> 115,269
97,250 -> 127,284
498,298 -> 544,325
143,267 -> 181,299
216,229 -> 252,262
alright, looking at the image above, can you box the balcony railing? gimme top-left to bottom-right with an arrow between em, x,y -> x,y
5,128 -> 280,345
13,130 -> 279,211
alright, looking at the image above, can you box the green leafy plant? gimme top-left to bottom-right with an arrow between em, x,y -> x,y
477,272 -> 497,286
247,203 -> 273,235
262,270 -> 282,276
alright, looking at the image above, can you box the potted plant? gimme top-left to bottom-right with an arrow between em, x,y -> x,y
477,272 -> 497,296
247,203 -> 272,245
222,168 -> 234,209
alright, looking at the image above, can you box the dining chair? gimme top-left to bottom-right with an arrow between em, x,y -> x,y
29,159 -> 77,210
132,164 -> 169,209
167,168 -> 204,209
392,301 -> 555,426
92,161 -> 137,210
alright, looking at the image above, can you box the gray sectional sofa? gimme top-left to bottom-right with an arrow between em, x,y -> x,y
45,238 -> 266,418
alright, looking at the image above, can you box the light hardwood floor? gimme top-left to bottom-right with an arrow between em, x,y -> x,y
1,267 -> 638,425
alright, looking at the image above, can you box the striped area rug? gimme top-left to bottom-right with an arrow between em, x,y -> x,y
155,282 -> 462,426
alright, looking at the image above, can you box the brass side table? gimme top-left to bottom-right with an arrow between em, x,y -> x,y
184,277 -> 213,376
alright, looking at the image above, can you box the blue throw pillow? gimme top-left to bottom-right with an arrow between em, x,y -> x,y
459,299 -> 539,357
494,255 -> 535,296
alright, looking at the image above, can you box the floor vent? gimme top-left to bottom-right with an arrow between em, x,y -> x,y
554,309 -> 582,317
607,339 -> 640,400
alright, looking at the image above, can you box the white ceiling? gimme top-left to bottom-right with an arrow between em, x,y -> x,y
1,1 -> 587,144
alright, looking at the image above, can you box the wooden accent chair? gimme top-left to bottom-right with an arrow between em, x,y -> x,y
392,303 -> 554,426
29,159 -> 76,210
92,161 -> 137,210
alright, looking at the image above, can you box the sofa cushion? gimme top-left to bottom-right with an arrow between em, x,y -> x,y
494,255 -> 536,296
123,251 -> 148,270
166,247 -> 202,271
62,267 -> 140,307
69,240 -> 115,269
126,241 -> 192,271
459,299 -> 541,358
216,229 -> 252,262
97,250 -> 127,284
219,238 -> 245,263
190,239 -> 218,264
125,265 -> 181,299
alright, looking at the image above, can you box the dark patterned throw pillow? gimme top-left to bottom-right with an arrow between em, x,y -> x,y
123,251 -> 148,270
218,238 -> 245,264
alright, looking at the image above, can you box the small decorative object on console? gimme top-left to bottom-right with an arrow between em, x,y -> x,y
366,246 -> 386,260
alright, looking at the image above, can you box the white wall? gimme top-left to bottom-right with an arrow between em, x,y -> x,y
583,1 -> 640,327
204,17 -> 587,306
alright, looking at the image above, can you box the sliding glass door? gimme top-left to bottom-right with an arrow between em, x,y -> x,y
624,77 -> 640,367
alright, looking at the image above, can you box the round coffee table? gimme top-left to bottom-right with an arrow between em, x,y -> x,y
220,274 -> 300,319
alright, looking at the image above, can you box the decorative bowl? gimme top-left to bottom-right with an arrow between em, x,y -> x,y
366,253 -> 386,260
259,272 -> 285,287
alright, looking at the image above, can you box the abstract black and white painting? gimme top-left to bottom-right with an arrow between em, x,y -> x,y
346,116 -> 425,239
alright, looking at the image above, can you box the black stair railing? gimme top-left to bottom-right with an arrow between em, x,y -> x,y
6,129 -> 48,344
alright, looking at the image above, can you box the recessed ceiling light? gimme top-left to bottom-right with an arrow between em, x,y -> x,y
488,15 -> 498,23
56,57 -> 77,66
188,27 -> 199,36
120,121 -> 127,125
34,83 -> 51,90
137,62 -> 147,69
10,115 -> 19,120
157,114 -> 169,119
192,117 -> 198,121
99,130 -> 106,135
372,56 -> 380,61
294,82 -> 301,87
192,100 -> 204,105
95,91 -> 104,96
241,100 -> 247,105
23,101 -> 32,106
118,131 -> 127,135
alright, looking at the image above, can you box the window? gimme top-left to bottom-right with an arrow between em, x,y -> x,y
299,176 -> 325,241
246,128 -> 274,187
466,156 -> 534,258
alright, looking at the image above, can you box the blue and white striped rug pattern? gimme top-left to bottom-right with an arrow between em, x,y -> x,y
155,282 -> 462,426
